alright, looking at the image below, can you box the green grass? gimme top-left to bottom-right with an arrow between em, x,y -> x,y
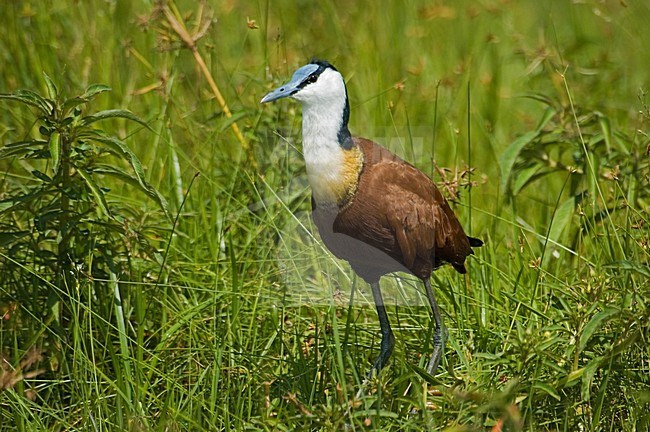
1,0 -> 649,430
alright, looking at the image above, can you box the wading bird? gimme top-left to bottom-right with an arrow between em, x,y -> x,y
261,60 -> 482,377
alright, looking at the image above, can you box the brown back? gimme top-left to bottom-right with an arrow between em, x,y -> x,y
312,137 -> 473,282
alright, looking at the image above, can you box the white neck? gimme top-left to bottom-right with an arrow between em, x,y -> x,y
293,68 -> 350,204
301,101 -> 347,204
301,98 -> 346,153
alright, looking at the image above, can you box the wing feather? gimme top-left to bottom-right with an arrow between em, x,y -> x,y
330,137 -> 475,280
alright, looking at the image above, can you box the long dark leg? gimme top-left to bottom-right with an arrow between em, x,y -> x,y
424,278 -> 446,374
369,281 -> 395,375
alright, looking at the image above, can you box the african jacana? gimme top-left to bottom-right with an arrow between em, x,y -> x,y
261,59 -> 482,377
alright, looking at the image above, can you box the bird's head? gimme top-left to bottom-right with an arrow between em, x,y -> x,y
260,60 -> 359,204
261,59 -> 353,150
260,60 -> 347,107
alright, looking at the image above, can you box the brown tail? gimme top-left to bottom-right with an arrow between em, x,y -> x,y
451,236 -> 483,274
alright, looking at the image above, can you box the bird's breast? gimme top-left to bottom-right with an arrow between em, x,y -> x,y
304,142 -> 363,206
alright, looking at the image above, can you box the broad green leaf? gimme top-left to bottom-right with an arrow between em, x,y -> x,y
62,97 -> 85,113
0,90 -> 51,114
62,85 -> 112,114
217,111 -> 248,132
17,89 -> 53,113
80,84 -> 112,100
511,164 -> 543,195
604,260 -> 650,278
534,106 -> 557,133
43,72 -> 58,100
88,134 -> 171,219
499,130 -> 539,194
0,140 -> 47,159
0,189 -> 51,215
581,356 -> 603,402
598,115 -> 612,152
521,92 -> 558,108
501,290 -> 550,320
143,184 -> 171,220
49,132 -> 61,174
563,367 -> 584,386
516,169 -> 563,195
81,84 -> 111,100
579,307 -> 619,353
473,352 -> 505,360
499,106 -> 555,194
76,167 -> 112,218
548,195 -> 575,243
351,410 -> 399,419
587,152 -> 600,200
89,133 -> 148,189
408,363 -> 442,386
0,231 -> 30,247
612,126 -> 631,155
35,209 -> 64,232
32,169 -> 52,183
533,382 -> 561,401
80,109 -> 151,130
587,132 -> 605,150
92,164 -> 171,219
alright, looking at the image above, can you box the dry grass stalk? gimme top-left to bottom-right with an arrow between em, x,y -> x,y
163,2 -> 255,167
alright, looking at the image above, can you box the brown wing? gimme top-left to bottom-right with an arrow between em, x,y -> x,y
333,137 -> 473,280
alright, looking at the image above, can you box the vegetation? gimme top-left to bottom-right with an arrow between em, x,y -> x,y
0,1 -> 648,430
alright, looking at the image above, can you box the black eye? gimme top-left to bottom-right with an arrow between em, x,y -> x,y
306,74 -> 318,84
